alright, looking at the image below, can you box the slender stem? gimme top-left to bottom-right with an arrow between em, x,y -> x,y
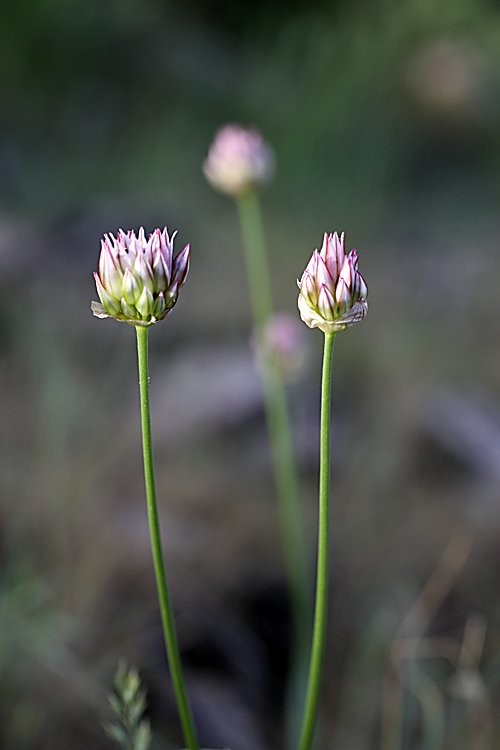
298,331 -> 336,750
135,325 -> 199,750
237,191 -> 310,618
237,190 -> 274,327
237,191 -> 311,743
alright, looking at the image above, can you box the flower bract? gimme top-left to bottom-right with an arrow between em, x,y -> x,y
298,232 -> 368,334
92,227 -> 190,326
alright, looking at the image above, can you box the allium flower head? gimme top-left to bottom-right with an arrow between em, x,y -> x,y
92,227 -> 190,326
203,124 -> 274,197
298,232 -> 368,334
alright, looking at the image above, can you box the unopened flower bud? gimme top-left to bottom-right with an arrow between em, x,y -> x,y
257,312 -> 309,381
92,227 -> 190,326
298,232 -> 368,334
203,124 -> 274,197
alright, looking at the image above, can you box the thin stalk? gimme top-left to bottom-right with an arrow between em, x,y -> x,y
135,325 -> 199,750
237,190 -> 274,328
298,331 -> 336,750
237,191 -> 310,615
237,191 -> 311,743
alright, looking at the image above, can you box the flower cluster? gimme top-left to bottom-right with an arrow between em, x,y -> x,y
92,228 -> 189,326
298,232 -> 368,334
203,124 -> 274,197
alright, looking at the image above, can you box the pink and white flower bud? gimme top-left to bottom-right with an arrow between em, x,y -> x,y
203,124 -> 274,197
297,232 -> 368,334
92,227 -> 190,326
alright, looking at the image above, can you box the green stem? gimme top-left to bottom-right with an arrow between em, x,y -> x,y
237,190 -> 274,327
237,192 -> 311,743
237,191 -> 310,616
298,331 -> 336,750
135,325 -> 199,750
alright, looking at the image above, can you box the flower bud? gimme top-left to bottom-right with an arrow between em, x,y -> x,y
92,227 -> 190,326
203,124 -> 274,197
256,312 -> 309,382
297,232 -> 368,334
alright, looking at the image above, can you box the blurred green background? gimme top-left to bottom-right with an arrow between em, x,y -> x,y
2,0 -> 500,748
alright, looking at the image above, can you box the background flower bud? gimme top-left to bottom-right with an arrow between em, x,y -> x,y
297,232 -> 368,334
203,124 -> 274,197
92,227 -> 190,326
254,312 -> 309,382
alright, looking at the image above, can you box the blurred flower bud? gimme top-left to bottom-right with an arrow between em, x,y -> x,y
92,227 -> 190,326
261,313 -> 309,380
256,313 -> 309,382
298,232 -> 368,334
405,38 -> 485,120
203,124 -> 274,197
